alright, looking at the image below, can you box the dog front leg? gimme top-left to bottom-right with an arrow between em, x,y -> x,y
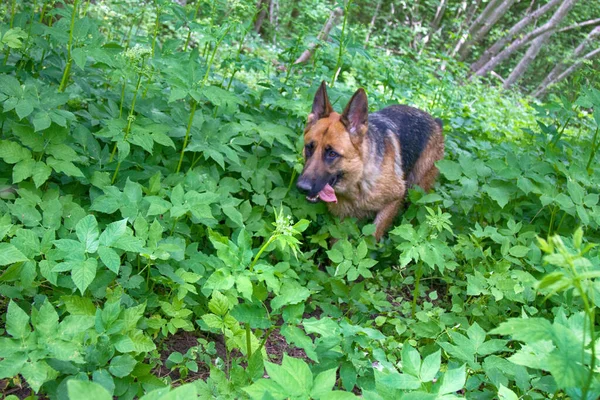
374,199 -> 402,241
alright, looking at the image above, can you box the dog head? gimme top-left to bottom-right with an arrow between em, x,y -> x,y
296,81 -> 369,203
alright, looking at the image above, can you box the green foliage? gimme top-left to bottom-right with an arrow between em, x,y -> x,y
1,1 -> 599,399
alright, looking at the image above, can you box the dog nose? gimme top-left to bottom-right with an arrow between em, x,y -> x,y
296,177 -> 312,193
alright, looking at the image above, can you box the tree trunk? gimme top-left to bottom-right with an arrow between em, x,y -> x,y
533,26 -> 600,97
420,0 -> 447,50
473,0 -> 578,78
534,47 -> 600,97
294,8 -> 344,64
457,0 -> 517,61
503,0 -> 579,88
364,0 -> 382,48
470,0 -> 561,72
269,0 -> 279,43
452,0 -> 503,58
253,0 -> 270,34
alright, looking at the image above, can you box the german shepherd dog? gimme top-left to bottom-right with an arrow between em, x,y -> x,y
296,82 -> 444,240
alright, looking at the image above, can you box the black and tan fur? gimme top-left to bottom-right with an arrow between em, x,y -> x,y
296,81 -> 444,240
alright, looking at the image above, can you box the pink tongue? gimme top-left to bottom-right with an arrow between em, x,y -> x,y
318,184 -> 337,203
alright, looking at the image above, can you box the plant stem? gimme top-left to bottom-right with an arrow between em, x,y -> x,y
586,126 -> 599,173
412,264 -> 423,318
184,0 -> 203,51
151,5 -> 160,57
111,66 -> 145,183
3,0 -> 18,65
245,324 -> 252,358
58,0 -> 79,92
249,235 -> 277,272
330,0 -> 351,86
176,100 -> 198,174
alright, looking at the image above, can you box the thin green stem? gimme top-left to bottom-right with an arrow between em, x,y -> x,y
184,0 -> 203,51
249,235 -> 277,272
58,0 -> 79,92
176,100 -> 197,174
412,264 -> 423,318
3,0 -> 18,65
111,67 -> 145,183
151,5 -> 160,57
245,323 -> 252,359
586,127 -> 599,173
330,1 -> 351,86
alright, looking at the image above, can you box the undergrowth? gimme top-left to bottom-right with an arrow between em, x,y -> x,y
0,1 -> 599,399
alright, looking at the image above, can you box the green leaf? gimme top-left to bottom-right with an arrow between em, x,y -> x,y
99,219 -> 128,247
46,157 -> 85,177
32,161 -> 52,187
67,380 -> 112,400
490,318 -> 554,342
208,291 -> 230,316
32,301 -> 59,338
437,160 -> 462,181
21,361 -> 52,393
33,112 -> 52,132
0,243 -> 28,266
76,215 -> 100,253
15,99 -> 34,120
437,364 -> 466,395
327,249 -> 344,263
6,301 -> 31,339
311,368 -> 337,398
264,355 -> 312,397
13,158 -> 35,183
379,372 -> 421,390
109,354 -> 137,378
222,204 -> 244,227
401,344 -> 421,377
509,245 -> 530,258
0,140 -> 32,164
71,258 -> 97,294
271,284 -> 311,311
420,350 -> 440,382
498,384 -> 519,400
98,246 -> 121,274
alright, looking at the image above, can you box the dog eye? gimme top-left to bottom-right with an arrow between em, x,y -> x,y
327,150 -> 338,158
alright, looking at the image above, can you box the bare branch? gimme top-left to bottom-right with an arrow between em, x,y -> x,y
294,8 -> 343,64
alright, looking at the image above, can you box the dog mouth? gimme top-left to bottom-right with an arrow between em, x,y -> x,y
306,174 -> 341,203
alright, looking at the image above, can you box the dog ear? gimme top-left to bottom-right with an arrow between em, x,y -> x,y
307,81 -> 333,127
341,88 -> 368,137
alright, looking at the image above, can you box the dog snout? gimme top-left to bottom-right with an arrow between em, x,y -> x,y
296,176 -> 313,193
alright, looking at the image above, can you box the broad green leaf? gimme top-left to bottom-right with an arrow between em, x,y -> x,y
0,140 -> 32,164
32,161 -> 52,187
109,354 -> 137,378
13,158 -> 35,183
67,380 -> 112,400
490,318 -> 554,342
311,368 -> 337,398
437,160 -> 461,181
379,372 -> 421,390
32,301 -> 59,338
420,350 -> 440,382
498,384 -> 519,400
0,243 -> 28,266
76,215 -> 99,253
402,344 -> 421,377
6,301 -> 31,339
99,219 -> 128,247
98,246 -> 121,274
71,258 -> 97,294
208,291 -> 230,316
437,364 -> 466,395
222,204 -> 244,227
264,355 -> 312,397
21,361 -> 52,393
